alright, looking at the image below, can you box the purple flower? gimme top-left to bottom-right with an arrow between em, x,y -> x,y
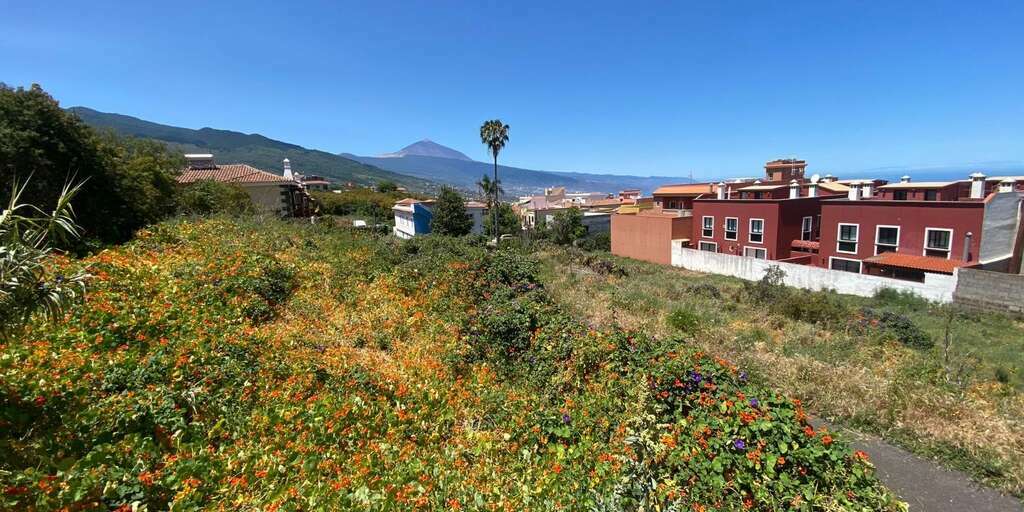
689,371 -> 702,384
562,413 -> 571,424
733,438 -> 746,450
739,371 -> 748,382
749,398 -> 759,408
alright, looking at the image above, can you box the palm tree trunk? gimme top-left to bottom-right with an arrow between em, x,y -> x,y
492,156 -> 499,238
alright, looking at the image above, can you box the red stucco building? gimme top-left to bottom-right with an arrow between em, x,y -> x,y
818,175 -> 1024,280
689,159 -> 850,264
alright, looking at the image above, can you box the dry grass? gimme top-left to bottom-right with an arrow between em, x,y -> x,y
537,249 -> 1024,496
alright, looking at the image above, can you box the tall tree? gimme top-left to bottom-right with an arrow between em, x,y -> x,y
430,186 -> 473,236
479,120 -> 509,238
482,202 -> 519,237
549,207 -> 587,245
0,84 -> 181,246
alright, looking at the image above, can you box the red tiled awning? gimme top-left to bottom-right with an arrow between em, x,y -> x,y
791,239 -> 820,250
863,252 -> 968,274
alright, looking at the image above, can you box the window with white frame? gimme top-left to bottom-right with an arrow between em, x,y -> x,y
749,218 -> 764,244
801,216 -> 813,241
702,216 -> 714,238
837,223 -> 859,254
698,241 -> 717,252
830,257 -> 862,273
924,228 -> 953,259
724,217 -> 738,241
743,246 -> 767,259
875,226 -> 899,254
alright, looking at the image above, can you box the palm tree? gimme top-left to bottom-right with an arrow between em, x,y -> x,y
476,175 -> 492,204
475,174 -> 504,206
479,120 -> 509,238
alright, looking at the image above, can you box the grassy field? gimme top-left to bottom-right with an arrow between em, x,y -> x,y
537,248 -> 1024,498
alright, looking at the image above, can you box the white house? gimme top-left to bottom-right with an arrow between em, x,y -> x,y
392,198 -> 488,238
177,154 -> 311,216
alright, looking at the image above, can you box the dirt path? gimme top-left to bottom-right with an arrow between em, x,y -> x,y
814,420 -> 1022,511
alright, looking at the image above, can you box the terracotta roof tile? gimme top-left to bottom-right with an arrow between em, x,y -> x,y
177,164 -> 291,185
791,239 -> 820,250
863,252 -> 968,274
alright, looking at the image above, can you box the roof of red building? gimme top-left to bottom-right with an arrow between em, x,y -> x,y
791,239 -> 820,250
653,183 -> 714,195
177,164 -> 292,184
878,181 -> 953,189
818,181 -> 850,193
863,252 -> 968,274
737,184 -> 785,191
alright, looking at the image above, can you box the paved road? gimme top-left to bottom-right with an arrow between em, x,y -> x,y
813,419 -> 1022,511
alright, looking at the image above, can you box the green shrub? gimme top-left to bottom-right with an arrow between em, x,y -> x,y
873,287 -> 930,311
860,307 -> 933,349
777,288 -> 851,327
745,265 -> 787,303
667,308 -> 701,334
686,283 -> 722,300
484,249 -> 539,288
995,366 -> 1011,384
577,232 -> 610,252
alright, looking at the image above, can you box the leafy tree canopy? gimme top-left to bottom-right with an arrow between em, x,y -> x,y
430,186 -> 473,236
549,207 -> 587,245
0,84 -> 182,246
483,202 -> 519,237
375,180 -> 398,193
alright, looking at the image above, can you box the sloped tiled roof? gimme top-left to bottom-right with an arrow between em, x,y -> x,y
818,181 -> 850,192
863,252 -> 968,274
177,164 -> 291,185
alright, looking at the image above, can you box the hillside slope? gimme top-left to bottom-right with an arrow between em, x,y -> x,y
68,107 -> 436,190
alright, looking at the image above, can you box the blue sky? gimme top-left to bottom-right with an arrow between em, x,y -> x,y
2,0 -> 1022,180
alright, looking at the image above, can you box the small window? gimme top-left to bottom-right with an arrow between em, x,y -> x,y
894,190 -> 908,200
702,216 -> 714,238
801,216 -> 813,241
830,257 -> 861,273
875,226 -> 900,255
698,241 -> 718,252
743,247 -> 767,259
837,224 -> 859,254
924,228 -> 952,259
924,190 -> 937,201
724,217 -> 738,241
749,219 -> 764,244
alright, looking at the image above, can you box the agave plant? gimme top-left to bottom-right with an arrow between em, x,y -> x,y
0,176 -> 90,338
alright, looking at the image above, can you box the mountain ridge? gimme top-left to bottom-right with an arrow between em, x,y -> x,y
67,107 -> 437,191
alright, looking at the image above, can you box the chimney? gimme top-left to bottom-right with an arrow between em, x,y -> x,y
963,232 -> 973,261
789,179 -> 800,199
999,178 -> 1016,193
860,181 -> 873,198
716,182 -> 726,200
847,182 -> 861,200
900,175 -> 911,183
185,153 -> 215,169
807,182 -> 818,198
283,158 -> 294,180
824,173 -> 834,183
969,172 -> 986,199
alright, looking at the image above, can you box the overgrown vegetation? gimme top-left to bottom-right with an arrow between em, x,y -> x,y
312,188 -> 423,223
0,218 -> 900,510
539,250 -> 1024,497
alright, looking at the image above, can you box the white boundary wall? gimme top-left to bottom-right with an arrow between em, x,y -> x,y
671,242 -> 958,303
